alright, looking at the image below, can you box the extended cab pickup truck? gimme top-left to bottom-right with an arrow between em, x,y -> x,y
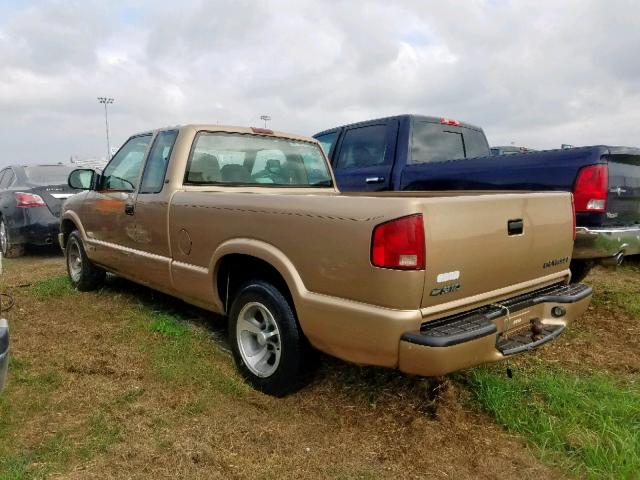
60,125 -> 592,395
314,114 -> 640,281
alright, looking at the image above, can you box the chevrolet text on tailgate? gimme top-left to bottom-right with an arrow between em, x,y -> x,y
60,125 -> 592,396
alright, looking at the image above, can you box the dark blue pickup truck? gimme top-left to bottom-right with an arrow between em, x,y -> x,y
314,114 -> 640,281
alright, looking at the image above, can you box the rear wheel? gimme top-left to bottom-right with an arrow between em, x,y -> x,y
65,231 -> 105,291
229,280 -> 314,396
0,218 -> 24,258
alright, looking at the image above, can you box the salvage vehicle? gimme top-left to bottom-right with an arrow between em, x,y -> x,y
0,164 -> 78,257
314,114 -> 640,281
60,124 -> 592,395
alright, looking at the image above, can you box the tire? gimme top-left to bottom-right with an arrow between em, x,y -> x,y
0,218 -> 25,258
228,279 -> 314,396
65,230 -> 105,291
570,259 -> 594,283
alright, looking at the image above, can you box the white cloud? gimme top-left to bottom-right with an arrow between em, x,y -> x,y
0,0 -> 639,165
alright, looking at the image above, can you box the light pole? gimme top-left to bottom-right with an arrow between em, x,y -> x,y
260,115 -> 271,129
98,97 -> 114,159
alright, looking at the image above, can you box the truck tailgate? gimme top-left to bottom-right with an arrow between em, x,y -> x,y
605,150 -> 640,227
418,192 -> 573,309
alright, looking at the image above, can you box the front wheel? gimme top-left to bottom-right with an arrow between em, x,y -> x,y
229,280 -> 314,396
65,231 -> 105,291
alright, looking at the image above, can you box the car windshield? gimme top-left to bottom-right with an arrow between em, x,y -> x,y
24,165 -> 75,185
186,132 -> 333,187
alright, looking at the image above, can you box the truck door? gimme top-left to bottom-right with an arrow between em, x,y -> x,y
331,121 -> 396,191
128,129 -> 179,288
80,134 -> 152,271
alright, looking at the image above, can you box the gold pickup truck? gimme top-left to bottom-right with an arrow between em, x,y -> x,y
60,125 -> 592,395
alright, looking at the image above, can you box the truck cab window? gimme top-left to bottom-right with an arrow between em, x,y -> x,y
185,132 -> 332,187
336,125 -> 388,169
101,135 -> 152,191
140,130 -> 178,194
411,122 -> 465,164
316,131 -> 338,156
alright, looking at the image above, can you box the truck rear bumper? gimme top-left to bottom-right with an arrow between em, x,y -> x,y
299,279 -> 591,377
398,283 -> 591,376
573,225 -> 640,261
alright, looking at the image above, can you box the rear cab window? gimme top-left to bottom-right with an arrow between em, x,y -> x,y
410,121 -> 490,164
185,132 -> 333,187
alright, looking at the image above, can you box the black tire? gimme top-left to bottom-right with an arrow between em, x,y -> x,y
570,259 -> 594,283
65,231 -> 105,291
0,218 -> 25,258
228,280 -> 314,396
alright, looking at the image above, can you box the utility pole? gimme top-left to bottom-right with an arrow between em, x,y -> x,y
97,97 -> 114,159
260,115 -> 271,129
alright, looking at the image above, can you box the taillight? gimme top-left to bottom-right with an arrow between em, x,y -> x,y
573,165 -> 608,212
371,214 -> 425,270
15,192 -> 46,207
571,194 -> 576,241
440,118 -> 461,126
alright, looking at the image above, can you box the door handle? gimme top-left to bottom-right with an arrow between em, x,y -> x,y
508,219 -> 523,236
365,176 -> 385,184
124,204 -> 135,216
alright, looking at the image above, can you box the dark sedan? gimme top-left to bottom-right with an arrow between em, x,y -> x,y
0,164 -> 79,257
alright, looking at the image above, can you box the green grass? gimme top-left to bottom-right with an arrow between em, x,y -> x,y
591,286 -> 640,317
465,366 -> 640,479
146,312 -> 249,397
148,313 -> 190,337
29,275 -> 76,298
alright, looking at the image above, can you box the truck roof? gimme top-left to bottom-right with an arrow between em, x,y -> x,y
136,124 -> 320,144
314,114 -> 484,137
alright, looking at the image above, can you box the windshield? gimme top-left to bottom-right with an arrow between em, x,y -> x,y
186,132 -> 333,187
410,122 -> 490,164
24,166 -> 75,185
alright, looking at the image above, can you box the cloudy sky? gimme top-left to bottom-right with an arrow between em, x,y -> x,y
1,0 -> 639,166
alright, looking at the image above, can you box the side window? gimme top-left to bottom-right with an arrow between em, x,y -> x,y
100,135 -> 152,191
315,132 -> 338,156
139,130 -> 178,194
5,171 -> 15,187
0,170 -> 14,189
336,125 -> 388,170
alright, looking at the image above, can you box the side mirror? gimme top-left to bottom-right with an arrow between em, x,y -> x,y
68,169 -> 96,190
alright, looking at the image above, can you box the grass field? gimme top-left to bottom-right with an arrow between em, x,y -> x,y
0,251 -> 638,479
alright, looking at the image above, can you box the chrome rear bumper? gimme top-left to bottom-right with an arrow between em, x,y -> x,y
573,226 -> 640,261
